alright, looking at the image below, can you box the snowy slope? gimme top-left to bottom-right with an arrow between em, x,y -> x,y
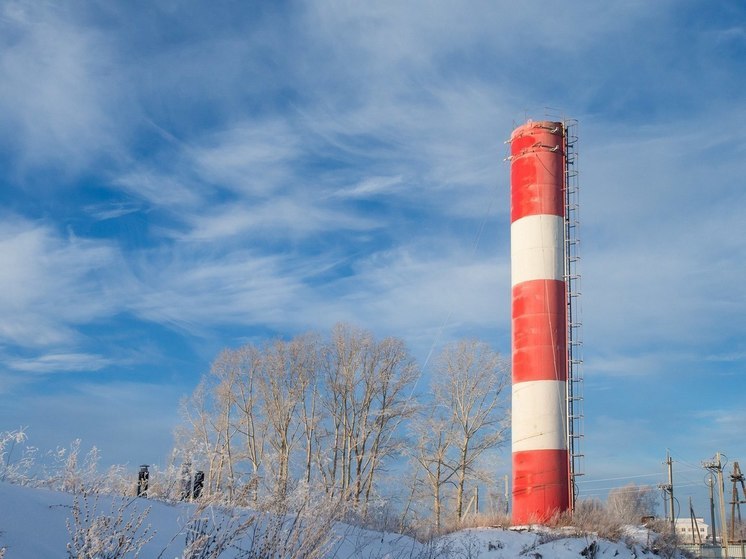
0,482 -> 684,558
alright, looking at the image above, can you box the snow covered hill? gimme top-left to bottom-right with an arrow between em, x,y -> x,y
0,482 -> 686,558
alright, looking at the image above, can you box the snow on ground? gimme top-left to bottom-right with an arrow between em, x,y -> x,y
0,482 -> 684,558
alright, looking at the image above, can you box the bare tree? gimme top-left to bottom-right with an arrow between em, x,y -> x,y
209,350 -> 243,502
606,483 -> 657,524
231,344 -> 267,502
432,340 -> 509,521
317,327 -> 357,498
361,335 -> 419,507
176,381 -> 215,496
177,350 -> 246,501
411,411 -> 455,532
258,334 -> 317,496
298,352 -> 322,486
173,323 -> 418,513
320,324 -> 418,508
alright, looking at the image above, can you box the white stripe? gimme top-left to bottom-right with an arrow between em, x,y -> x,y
511,214 -> 564,286
512,380 -> 567,452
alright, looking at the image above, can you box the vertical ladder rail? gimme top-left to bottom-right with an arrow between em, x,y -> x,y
563,119 -> 584,511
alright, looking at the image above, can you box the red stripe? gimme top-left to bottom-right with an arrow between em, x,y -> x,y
512,448 -> 570,524
510,123 -> 565,223
512,279 -> 567,383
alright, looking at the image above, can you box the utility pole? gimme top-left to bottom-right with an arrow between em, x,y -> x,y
703,452 -> 729,553
717,455 -> 728,553
667,451 -> 675,531
730,462 -> 745,557
706,473 -> 717,545
658,450 -> 675,532
689,497 -> 702,545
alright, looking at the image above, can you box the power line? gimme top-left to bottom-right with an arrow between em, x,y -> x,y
579,472 -> 662,484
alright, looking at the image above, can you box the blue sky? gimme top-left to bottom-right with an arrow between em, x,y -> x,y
1,0 -> 745,516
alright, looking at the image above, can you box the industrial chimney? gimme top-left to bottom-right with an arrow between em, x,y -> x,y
509,120 -> 571,524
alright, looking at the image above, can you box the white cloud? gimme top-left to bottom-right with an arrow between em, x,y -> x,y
693,408 -> 746,447
181,198 -> 379,242
7,352 -> 114,373
191,121 -> 301,196
83,202 -> 142,222
333,175 -> 404,199
0,218 -> 126,349
0,0 -> 744,480
281,243 -> 513,361
114,169 -> 204,209
557,109 -> 746,373
0,1 -> 129,172
304,2 -> 655,74
128,248 -> 312,332
703,351 -> 746,363
585,352 -> 680,377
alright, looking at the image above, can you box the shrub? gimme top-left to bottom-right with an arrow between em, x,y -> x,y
0,427 -> 34,485
549,500 -> 625,541
65,490 -> 155,559
174,483 -> 339,559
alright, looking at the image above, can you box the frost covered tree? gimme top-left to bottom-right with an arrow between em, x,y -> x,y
431,340 -> 510,521
411,411 -> 455,532
319,323 -> 418,507
175,323 -> 419,511
176,375 -> 230,500
606,484 -> 657,524
231,344 -> 266,502
258,334 -> 318,496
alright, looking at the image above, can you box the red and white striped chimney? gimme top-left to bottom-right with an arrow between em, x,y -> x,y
509,120 -> 570,524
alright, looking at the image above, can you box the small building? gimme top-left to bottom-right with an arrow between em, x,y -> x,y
675,517 -> 710,543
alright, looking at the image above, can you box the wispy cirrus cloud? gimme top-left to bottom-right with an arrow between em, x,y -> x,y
579,112 -> 746,358
113,169 -> 204,210
127,248 -> 312,332
0,0 -> 744,479
332,175 -> 405,199
191,121 -> 302,196
0,1 -> 131,175
6,352 -> 114,374
0,218 -> 127,349
83,202 -> 142,222
180,198 -> 380,242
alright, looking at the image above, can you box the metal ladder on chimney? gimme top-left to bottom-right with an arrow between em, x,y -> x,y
564,119 -> 585,511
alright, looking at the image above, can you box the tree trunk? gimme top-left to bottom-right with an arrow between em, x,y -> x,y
456,440 -> 469,520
